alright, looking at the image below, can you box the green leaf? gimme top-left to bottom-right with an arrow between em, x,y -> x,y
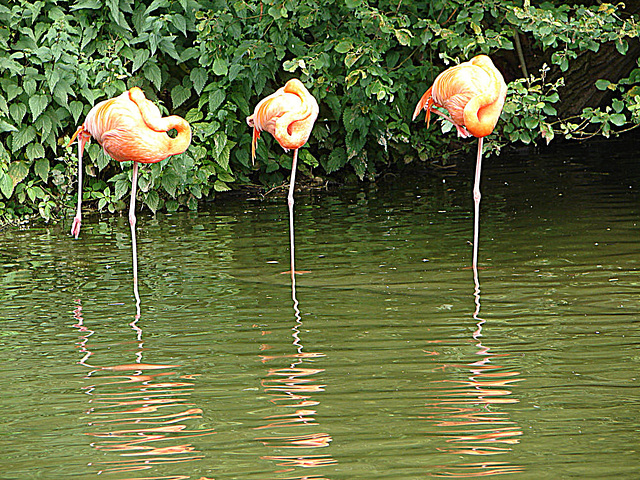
524,116 -> 539,129
8,161 -> 29,186
81,25 -> 98,50
267,5 -> 282,19
212,58 -> 229,76
27,185 -> 45,202
345,0 -> 362,7
0,120 -> 17,133
213,179 -> 231,192
0,57 -> 23,75
185,108 -> 203,123
213,131 -> 228,167
325,147 -> 347,174
144,190 -> 160,213
559,57 -> 569,72
159,36 -> 181,61
2,81 -> 22,102
595,79 -> 611,91
26,142 -> 45,161
0,172 -> 14,199
69,101 -> 84,124
144,0 -> 169,16
132,49 -> 150,73
107,0 -> 131,30
9,103 -> 27,124
143,62 -> 162,90
228,63 -> 243,82
11,126 -> 36,152
394,29 -> 412,46
171,13 -> 187,37
352,157 -> 366,179
616,39 -> 628,55
217,172 -> 235,182
166,199 -> 179,211
70,0 -> 102,10
335,40 -> 352,53
208,89 -> 225,112
612,99 -> 624,113
171,84 -> 191,108
34,158 -> 50,182
345,51 -> 363,68
283,60 -> 298,72
113,178 -> 129,200
24,78 -> 37,97
35,114 -> 53,139
95,149 -> 111,171
610,113 -> 626,126
190,67 -> 208,95
161,168 -> 180,197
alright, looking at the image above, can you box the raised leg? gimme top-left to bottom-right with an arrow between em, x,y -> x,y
430,108 -> 472,138
287,149 -> 299,282
472,137 -> 483,271
129,162 -> 141,316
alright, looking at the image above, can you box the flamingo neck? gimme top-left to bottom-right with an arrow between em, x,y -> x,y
128,87 -> 192,156
463,58 -> 507,138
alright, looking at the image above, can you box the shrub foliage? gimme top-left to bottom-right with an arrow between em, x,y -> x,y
1,0 -> 638,225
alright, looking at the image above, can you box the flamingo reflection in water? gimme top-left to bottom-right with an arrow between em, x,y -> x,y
71,299 -> 215,478
420,267 -> 525,477
253,248 -> 335,475
407,211 -> 526,475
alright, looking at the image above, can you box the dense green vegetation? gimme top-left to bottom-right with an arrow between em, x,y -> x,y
1,0 -> 639,226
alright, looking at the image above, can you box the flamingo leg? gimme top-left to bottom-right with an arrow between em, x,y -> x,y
287,149 -> 299,282
71,136 -> 86,239
429,108 -> 472,138
472,137 -> 483,271
129,162 -> 141,315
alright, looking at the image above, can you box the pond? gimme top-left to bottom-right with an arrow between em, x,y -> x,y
1,140 -> 639,479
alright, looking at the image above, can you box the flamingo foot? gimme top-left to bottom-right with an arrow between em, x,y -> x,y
280,270 -> 311,275
71,216 -> 82,239
455,125 -> 472,138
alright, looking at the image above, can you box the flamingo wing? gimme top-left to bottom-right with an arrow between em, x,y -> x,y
247,79 -> 319,162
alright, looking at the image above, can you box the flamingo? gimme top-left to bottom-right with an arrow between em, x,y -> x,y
67,87 -> 191,307
246,79 -> 319,280
413,54 -> 507,270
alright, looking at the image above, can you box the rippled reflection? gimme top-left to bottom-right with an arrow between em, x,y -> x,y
72,299 -> 215,478
425,267 -> 524,477
255,260 -> 336,477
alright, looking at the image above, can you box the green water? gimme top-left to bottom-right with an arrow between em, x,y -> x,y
1,145 -> 639,479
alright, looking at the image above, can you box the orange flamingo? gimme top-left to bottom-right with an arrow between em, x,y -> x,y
246,79 -> 319,279
413,55 -> 507,270
68,87 -> 191,306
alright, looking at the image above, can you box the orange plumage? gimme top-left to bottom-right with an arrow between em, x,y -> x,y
246,78 -> 319,162
67,87 -> 192,311
71,87 -> 191,164
412,55 -> 508,271
246,78 -> 319,279
68,87 -> 191,240
412,55 -> 507,138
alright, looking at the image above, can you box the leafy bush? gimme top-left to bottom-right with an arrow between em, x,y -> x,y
1,0 -> 639,226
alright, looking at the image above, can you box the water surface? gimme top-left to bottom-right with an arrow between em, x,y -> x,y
1,142 -> 639,479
